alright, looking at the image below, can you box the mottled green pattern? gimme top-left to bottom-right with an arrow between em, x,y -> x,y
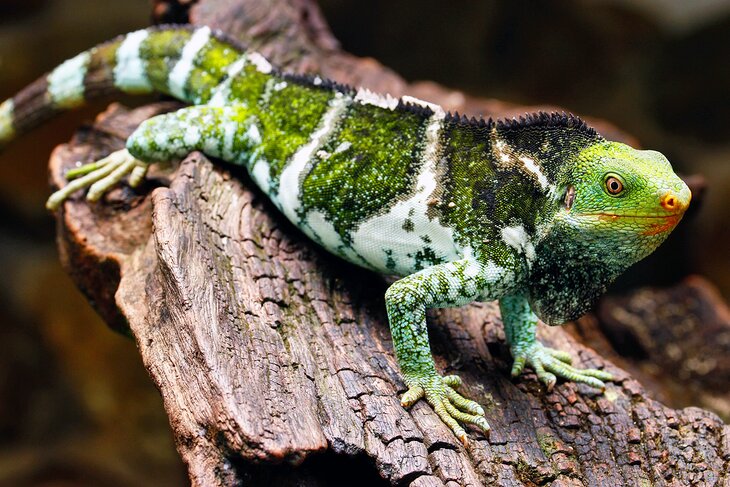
139,29 -> 193,93
186,37 -> 241,103
227,64 -> 270,107
300,103 -> 427,241
86,41 -> 121,87
436,123 -> 495,246
252,81 -> 335,186
126,106 -> 256,164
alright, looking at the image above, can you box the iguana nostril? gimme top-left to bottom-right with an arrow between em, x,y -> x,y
661,193 -> 678,211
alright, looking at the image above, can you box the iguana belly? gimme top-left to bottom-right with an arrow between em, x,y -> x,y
298,189 -> 462,276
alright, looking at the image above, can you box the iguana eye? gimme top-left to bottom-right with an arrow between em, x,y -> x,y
604,174 -> 624,196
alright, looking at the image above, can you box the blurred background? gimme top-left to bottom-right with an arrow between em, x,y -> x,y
0,0 -> 728,485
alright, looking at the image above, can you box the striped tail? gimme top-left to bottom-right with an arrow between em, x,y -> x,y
0,24 -> 246,148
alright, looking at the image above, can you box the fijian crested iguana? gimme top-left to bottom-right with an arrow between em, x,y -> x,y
0,25 -> 691,443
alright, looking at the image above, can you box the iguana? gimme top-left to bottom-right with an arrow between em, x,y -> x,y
0,25 -> 691,443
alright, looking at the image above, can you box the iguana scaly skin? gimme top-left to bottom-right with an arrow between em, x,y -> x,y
0,25 -> 691,443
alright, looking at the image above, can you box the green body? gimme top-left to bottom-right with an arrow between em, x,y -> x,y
0,25 -> 691,442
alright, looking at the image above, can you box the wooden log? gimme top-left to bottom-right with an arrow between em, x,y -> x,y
596,276 -> 730,419
48,0 -> 730,484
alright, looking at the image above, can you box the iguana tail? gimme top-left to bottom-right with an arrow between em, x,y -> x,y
0,24 -> 245,148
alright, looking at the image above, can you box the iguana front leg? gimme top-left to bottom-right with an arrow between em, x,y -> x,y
499,293 -> 613,390
385,258 -> 496,443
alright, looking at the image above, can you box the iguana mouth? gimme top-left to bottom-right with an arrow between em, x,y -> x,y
589,212 -> 684,219
582,212 -> 684,235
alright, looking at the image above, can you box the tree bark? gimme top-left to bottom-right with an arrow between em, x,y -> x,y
48,0 -> 729,485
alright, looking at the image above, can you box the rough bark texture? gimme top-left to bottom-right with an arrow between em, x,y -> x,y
49,0 -> 729,485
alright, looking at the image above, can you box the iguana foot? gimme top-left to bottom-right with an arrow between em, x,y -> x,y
401,372 -> 490,444
46,149 -> 149,210
511,342 -> 613,391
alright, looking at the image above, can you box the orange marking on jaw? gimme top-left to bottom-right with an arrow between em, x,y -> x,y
641,214 -> 681,236
591,212 -> 669,220
581,212 -> 683,236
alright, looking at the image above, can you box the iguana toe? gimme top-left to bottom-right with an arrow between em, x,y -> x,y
402,372 -> 490,442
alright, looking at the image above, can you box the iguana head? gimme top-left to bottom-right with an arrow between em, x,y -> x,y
561,141 -> 691,260
529,140 -> 691,324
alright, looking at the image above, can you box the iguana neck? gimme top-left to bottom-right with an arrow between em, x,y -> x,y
527,213 -> 672,325
488,113 -> 604,185
437,114 -> 605,257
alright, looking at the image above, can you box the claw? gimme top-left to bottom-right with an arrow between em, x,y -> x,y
47,149 -> 149,210
542,372 -> 558,392
546,348 -> 573,364
443,375 -> 462,388
458,433 -> 469,447
510,343 -> 615,391
129,163 -> 149,188
510,355 -> 526,377
402,372 -> 490,443
401,385 -> 424,408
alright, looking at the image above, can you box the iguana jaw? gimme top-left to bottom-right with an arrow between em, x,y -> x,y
571,211 -> 686,236
580,212 -> 683,218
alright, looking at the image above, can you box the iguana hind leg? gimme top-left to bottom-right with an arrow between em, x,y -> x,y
46,104 -> 257,210
46,149 -> 147,210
